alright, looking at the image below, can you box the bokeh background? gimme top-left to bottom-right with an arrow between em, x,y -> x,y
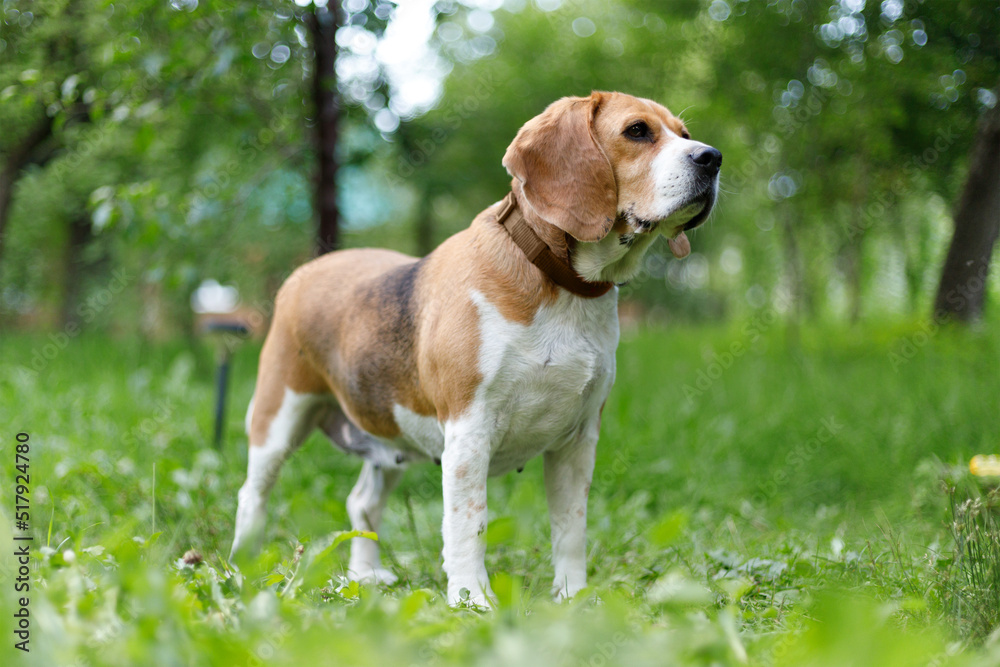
1,0 -> 997,333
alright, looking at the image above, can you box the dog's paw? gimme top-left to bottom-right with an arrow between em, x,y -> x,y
551,579 -> 587,602
348,564 -> 398,586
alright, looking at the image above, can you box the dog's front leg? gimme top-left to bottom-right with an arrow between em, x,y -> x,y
441,425 -> 495,607
544,426 -> 598,601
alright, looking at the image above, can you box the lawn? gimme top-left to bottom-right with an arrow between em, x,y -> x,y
1,319 -> 999,666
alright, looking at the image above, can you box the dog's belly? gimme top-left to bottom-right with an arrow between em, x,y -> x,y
388,404 -> 445,460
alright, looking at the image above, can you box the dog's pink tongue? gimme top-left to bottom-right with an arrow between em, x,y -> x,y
667,232 -> 691,259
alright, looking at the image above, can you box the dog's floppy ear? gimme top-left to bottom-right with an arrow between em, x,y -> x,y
502,92 -> 617,242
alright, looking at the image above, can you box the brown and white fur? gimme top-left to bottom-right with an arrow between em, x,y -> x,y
229,91 -> 721,606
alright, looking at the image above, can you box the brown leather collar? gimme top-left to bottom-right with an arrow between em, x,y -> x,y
495,193 -> 615,298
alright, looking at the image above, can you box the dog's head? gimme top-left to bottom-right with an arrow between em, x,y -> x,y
503,91 -> 720,282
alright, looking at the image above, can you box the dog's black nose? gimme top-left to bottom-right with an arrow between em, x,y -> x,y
690,146 -> 722,175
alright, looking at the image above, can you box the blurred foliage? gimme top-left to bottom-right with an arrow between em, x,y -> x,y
0,0 -> 998,334
406,0 -> 999,322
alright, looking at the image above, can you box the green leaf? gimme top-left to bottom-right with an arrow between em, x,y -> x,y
648,510 -> 689,547
340,580 -> 361,600
486,517 -> 517,545
399,589 -> 435,620
262,572 -> 285,587
490,572 -> 522,610
313,529 -> 376,563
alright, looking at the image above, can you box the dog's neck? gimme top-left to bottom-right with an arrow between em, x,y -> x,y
510,181 -> 660,286
502,186 -> 614,298
510,183 -> 573,265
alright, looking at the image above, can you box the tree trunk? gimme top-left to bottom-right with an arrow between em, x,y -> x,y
933,94 -> 1000,322
309,4 -> 340,255
0,116 -> 54,274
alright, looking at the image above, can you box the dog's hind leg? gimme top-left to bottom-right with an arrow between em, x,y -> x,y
345,460 -> 402,584
317,408 -> 403,584
231,360 -> 328,560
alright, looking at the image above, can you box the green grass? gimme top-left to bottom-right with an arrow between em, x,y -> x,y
2,320 -> 1000,665
948,482 -> 1000,642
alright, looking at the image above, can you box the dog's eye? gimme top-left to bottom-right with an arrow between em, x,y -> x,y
681,130 -> 691,139
624,122 -> 650,140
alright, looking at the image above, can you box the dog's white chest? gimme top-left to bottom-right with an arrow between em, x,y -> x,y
391,289 -> 619,474
470,289 -> 618,474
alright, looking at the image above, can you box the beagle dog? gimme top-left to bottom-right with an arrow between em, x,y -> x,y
230,91 -> 721,605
